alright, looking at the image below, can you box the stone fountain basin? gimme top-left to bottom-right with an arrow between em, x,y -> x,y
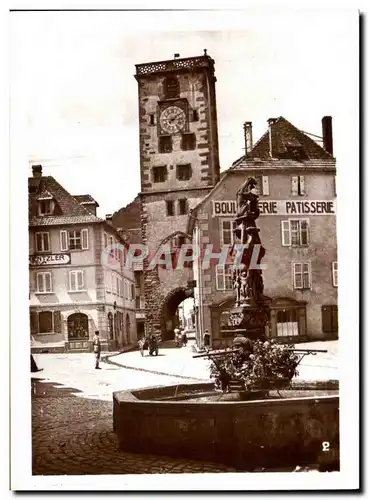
113,380 -> 339,471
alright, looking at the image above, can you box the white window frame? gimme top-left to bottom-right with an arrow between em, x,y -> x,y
281,219 -> 309,247
220,219 -> 235,246
69,270 -> 85,292
38,199 -> 53,216
35,232 -> 50,253
332,261 -> 338,287
36,272 -> 52,293
216,264 -> 233,291
60,229 -> 89,251
292,262 -> 311,290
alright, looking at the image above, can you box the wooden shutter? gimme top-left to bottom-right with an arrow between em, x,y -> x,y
69,271 -> 76,291
60,230 -> 68,251
81,229 -> 89,249
291,176 -> 298,196
281,221 -> 291,246
37,273 -> 44,292
293,263 -> 302,289
45,272 -> 52,292
262,176 -> 269,196
36,233 -> 43,252
322,306 -> 332,333
30,311 -> 38,335
300,220 -> 309,245
299,175 -> 305,195
77,271 -> 84,290
53,311 -> 61,333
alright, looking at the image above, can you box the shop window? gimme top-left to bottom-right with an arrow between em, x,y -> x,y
68,312 -> 89,340
293,262 -> 311,289
216,264 -> 233,291
281,219 -> 309,246
152,165 -> 167,183
181,133 -> 196,151
166,200 -> 174,216
158,136 -> 172,154
322,305 -> 338,334
332,261 -> 338,287
38,311 -> 53,333
35,232 -> 50,252
276,309 -> 299,336
177,164 -> 192,181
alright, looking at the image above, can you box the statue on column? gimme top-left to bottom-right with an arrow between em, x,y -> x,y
232,177 -> 266,306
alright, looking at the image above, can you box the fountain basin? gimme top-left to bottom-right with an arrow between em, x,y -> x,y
113,380 -> 339,471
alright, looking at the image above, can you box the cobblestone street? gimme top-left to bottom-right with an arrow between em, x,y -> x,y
31,340 -> 338,475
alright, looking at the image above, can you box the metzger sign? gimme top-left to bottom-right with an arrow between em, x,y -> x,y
29,253 -> 71,266
212,200 -> 336,217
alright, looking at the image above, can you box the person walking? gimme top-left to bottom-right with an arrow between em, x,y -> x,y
138,336 -> 145,356
93,330 -> 101,369
203,329 -> 211,350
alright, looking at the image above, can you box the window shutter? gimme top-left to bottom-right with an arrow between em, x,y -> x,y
69,271 -> 76,291
77,271 -> 84,289
53,311 -> 61,333
262,176 -> 269,196
321,306 -> 332,333
37,273 -> 44,292
30,311 -> 38,335
281,221 -> 291,246
36,233 -> 42,252
303,263 -> 311,288
293,263 -> 302,289
82,229 -> 89,249
216,266 -> 225,290
299,175 -> 305,195
45,273 -> 52,292
333,175 -> 337,196
44,233 -> 50,251
60,230 -> 68,251
291,176 -> 298,196
300,220 -> 309,245
331,305 -> 338,332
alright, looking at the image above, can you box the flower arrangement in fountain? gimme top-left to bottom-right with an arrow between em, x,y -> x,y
209,340 -> 300,392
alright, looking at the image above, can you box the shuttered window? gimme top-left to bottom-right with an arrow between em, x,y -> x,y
81,229 -> 89,250
69,270 -> 84,291
36,272 -> 52,293
35,232 -> 50,252
293,262 -> 311,289
291,176 -> 298,196
60,230 -> 68,251
281,221 -> 291,246
281,220 -> 309,246
322,305 -> 338,334
262,176 -> 269,195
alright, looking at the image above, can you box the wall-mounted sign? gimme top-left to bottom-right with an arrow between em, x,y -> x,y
212,200 -> 336,217
29,253 -> 71,266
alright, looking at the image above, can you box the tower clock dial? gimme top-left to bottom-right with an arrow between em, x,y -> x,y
159,105 -> 186,134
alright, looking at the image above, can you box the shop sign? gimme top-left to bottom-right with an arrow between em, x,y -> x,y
212,200 -> 336,217
29,253 -> 71,266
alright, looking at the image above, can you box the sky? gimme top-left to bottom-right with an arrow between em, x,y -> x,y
10,8 -> 357,217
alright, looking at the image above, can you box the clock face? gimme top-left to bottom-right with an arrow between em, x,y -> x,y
159,106 -> 186,134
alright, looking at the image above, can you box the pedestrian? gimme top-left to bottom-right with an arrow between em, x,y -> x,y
181,330 -> 187,347
174,327 -> 181,347
93,330 -> 101,369
138,336 -> 145,356
203,329 -> 211,350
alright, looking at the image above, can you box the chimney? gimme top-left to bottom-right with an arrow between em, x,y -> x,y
322,116 -> 333,155
105,214 -> 113,225
32,165 -> 42,178
243,122 -> 253,154
268,118 -> 277,158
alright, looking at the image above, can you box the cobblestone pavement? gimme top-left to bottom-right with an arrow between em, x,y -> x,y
32,379 -> 237,475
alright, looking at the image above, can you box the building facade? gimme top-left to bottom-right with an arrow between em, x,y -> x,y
29,165 -> 137,353
188,117 -> 338,349
134,52 -> 221,339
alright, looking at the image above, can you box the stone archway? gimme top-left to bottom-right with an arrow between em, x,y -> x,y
67,312 -> 89,340
159,286 -> 194,340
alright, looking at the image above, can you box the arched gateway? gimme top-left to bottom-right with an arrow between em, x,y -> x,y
159,287 -> 194,340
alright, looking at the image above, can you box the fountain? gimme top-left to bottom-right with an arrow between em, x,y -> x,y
113,177 -> 339,471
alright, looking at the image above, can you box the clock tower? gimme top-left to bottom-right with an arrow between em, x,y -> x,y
134,52 -> 220,339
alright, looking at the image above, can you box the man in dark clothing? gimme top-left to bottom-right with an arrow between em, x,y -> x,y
93,331 -> 101,369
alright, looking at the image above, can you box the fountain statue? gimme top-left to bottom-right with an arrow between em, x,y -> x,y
225,176 -> 271,341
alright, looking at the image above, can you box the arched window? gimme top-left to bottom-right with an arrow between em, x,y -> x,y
164,76 -> 180,99
68,313 -> 89,340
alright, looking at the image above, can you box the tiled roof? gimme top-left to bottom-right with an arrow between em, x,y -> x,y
232,116 -> 334,166
29,215 -> 102,226
74,194 -> 99,206
28,175 -> 103,226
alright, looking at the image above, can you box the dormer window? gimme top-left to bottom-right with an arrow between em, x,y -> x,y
39,199 -> 53,215
36,190 -> 54,216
